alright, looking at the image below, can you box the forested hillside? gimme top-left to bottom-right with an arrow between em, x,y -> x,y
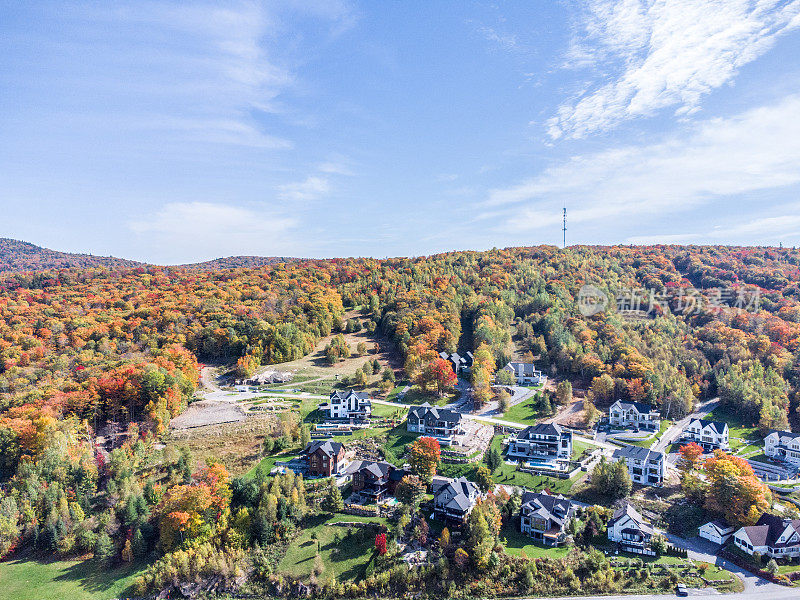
179,255 -> 301,270
2,245 -> 799,435
1,244 -> 799,594
0,238 -> 144,272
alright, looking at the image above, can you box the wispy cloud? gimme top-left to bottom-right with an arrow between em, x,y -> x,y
278,175 -> 331,203
475,25 -> 519,51
488,94 -> 800,230
130,201 -> 297,263
548,0 -> 800,139
629,212 -> 800,244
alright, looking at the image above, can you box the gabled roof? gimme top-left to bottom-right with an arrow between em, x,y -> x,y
520,491 -> 574,525
342,459 -> 393,480
740,514 -> 800,549
609,502 -> 653,535
612,444 -> 664,464
434,476 -> 479,513
703,519 -> 734,534
611,400 -> 657,414
517,422 -> 567,439
686,418 -> 728,435
504,362 -> 540,375
304,440 -> 344,458
766,430 -> 800,442
407,402 -> 462,423
430,475 -> 451,493
330,389 -> 371,402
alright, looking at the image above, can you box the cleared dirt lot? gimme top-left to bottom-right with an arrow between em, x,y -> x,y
170,398 -> 248,429
167,414 -> 280,475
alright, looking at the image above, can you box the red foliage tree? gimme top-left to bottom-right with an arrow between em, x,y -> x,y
375,532 -> 387,555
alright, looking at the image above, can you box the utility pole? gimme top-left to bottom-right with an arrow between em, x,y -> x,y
562,206 -> 567,248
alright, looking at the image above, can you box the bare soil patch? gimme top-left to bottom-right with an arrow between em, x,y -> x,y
167,415 -> 280,475
170,398 -> 248,429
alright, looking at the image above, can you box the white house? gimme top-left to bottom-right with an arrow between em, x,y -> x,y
733,514 -> 800,559
318,390 -> 372,421
679,418 -> 729,451
406,403 -> 464,446
608,400 -> 661,432
764,430 -> 800,467
500,362 -> 546,385
611,445 -> 665,487
699,520 -> 735,545
607,502 -> 655,556
507,423 -> 572,461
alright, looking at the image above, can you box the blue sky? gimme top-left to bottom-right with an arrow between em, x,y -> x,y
2,1 -> 800,263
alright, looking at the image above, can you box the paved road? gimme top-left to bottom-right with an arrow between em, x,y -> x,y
664,533 -> 783,593
652,398 -> 720,453
520,589 -> 797,600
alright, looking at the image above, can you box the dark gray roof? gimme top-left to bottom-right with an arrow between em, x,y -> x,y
708,519 -> 733,532
407,402 -> 462,424
609,502 -> 653,535
343,460 -> 393,480
689,418 -> 728,435
520,491 -> 574,524
505,362 -> 540,375
434,476 -> 479,513
614,400 -> 657,414
330,389 -> 371,402
742,514 -> 800,548
304,440 -> 343,458
612,444 -> 664,464
517,422 -> 568,439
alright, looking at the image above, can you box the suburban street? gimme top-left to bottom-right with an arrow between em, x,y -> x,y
652,398 -> 720,453
522,587 -> 797,600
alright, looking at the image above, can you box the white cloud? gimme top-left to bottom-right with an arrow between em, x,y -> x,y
130,201 -> 297,263
549,0 -> 800,139
277,175 -> 331,202
488,94 -> 800,231
629,212 -> 800,244
475,26 -> 519,51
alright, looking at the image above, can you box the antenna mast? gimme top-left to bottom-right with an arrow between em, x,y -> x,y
562,206 -> 567,248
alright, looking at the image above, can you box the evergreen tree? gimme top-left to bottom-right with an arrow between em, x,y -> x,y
94,532 -> 116,566
323,479 -> 343,512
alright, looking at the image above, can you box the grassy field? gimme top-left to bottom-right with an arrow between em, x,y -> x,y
501,525 -> 571,558
277,514 -> 381,582
0,555 -> 144,600
706,406 -> 761,450
438,436 -> 585,495
502,394 -> 550,425
369,403 -> 407,419
624,420 -> 671,449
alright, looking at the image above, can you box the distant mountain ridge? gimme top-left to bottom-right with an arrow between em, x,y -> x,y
0,238 -> 144,272
0,238 -> 299,272
179,255 -> 300,270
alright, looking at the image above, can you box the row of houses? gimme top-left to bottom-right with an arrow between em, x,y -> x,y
697,513 -> 800,560
609,400 -> 731,451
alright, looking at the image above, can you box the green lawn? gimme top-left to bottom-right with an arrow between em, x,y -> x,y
502,394 -> 550,425
439,436 -> 584,495
706,406 -> 761,451
572,439 -> 593,460
501,525 -> 571,559
369,403 -> 407,419
0,555 -> 145,600
277,513 -> 382,582
243,448 -> 299,479
625,420 -> 671,449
